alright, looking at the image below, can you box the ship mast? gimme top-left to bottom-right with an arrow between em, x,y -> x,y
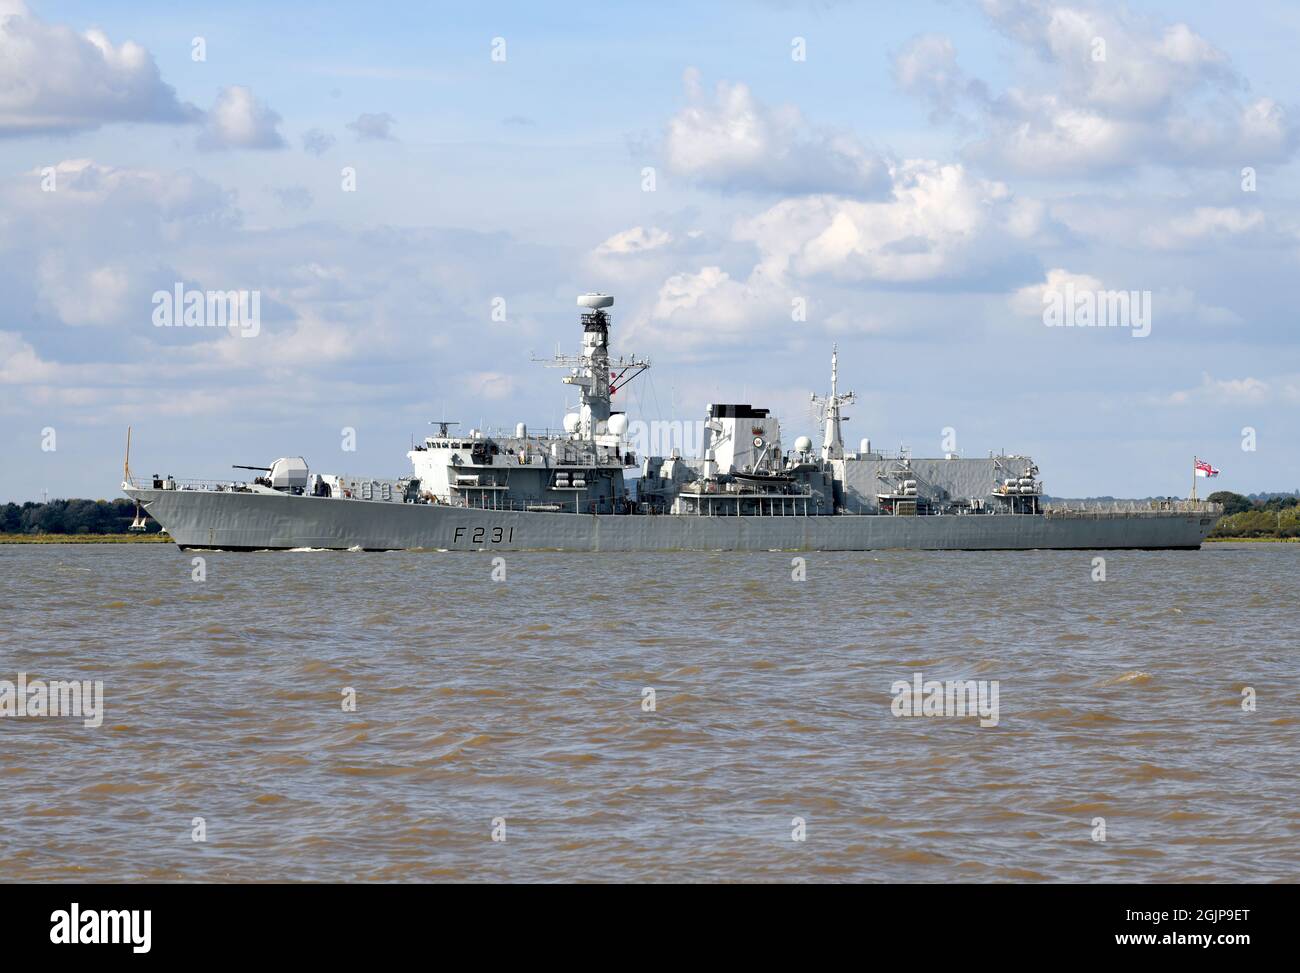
538,294 -> 649,441
811,344 -> 855,461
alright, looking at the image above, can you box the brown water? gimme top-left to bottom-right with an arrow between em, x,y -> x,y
0,543 -> 1296,882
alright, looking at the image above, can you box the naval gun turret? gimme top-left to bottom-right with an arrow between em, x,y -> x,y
232,457 -> 309,492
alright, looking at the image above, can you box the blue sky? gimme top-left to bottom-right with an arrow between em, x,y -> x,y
2,0 -> 1298,500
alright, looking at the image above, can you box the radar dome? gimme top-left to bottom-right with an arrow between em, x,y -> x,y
577,293 -> 614,309
607,414 -> 628,436
562,413 -> 581,434
794,435 -> 813,453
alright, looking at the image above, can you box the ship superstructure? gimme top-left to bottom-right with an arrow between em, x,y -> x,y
406,293 -> 647,515
123,293 -> 1220,551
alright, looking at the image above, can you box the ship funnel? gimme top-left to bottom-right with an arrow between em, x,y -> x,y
577,293 -> 614,309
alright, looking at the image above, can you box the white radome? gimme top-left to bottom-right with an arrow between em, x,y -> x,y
795,436 -> 813,453
577,293 -> 614,309
607,414 -> 628,436
562,413 -> 581,434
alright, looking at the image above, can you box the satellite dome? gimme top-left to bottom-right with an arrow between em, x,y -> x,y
562,413 -> 581,434
794,436 -> 813,453
577,293 -> 614,309
607,414 -> 628,436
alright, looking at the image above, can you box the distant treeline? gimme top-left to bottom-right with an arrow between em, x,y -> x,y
0,499 -> 161,535
1207,492 -> 1300,539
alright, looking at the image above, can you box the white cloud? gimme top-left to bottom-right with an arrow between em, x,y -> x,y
893,34 -> 988,124
648,266 -> 752,327
1010,267 -> 1102,317
897,2 -> 1299,175
1166,373 -> 1272,405
1009,268 -> 1243,328
0,327 -> 169,392
1,159 -> 237,329
585,224 -> 726,287
593,227 -> 673,256
0,1 -> 197,136
625,158 -> 1054,355
197,86 -> 286,151
664,69 -> 890,196
1049,195 -> 1286,254
736,160 -> 1044,283
0,155 -> 579,441
9,159 -> 237,243
0,330 -> 57,383
1141,206 -> 1268,250
204,308 -> 359,370
36,256 -> 131,327
627,266 -> 784,356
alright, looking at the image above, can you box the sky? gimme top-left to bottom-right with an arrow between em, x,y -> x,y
1,0 -> 1298,501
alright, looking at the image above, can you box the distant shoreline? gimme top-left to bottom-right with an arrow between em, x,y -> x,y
0,533 -> 172,544
1205,536 -> 1298,544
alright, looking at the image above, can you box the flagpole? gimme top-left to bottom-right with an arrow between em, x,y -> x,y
1191,456 -> 1197,503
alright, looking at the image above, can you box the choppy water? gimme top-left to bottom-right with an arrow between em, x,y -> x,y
0,543 -> 1296,882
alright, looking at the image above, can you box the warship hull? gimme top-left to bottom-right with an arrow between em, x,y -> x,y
120,293 -> 1225,553
126,487 -> 1217,552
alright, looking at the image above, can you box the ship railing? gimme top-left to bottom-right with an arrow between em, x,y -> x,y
138,477 -> 258,492
439,496 -> 674,515
475,426 -> 573,441
827,499 -> 1222,518
137,477 -> 336,495
1042,500 -> 1222,516
848,449 -> 906,461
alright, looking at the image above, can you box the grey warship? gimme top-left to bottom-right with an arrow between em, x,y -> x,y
123,293 -> 1220,551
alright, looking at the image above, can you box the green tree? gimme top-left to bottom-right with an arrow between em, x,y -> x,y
1207,491 -> 1252,516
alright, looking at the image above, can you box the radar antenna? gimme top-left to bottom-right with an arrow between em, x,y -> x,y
809,345 -> 856,461
530,294 -> 651,440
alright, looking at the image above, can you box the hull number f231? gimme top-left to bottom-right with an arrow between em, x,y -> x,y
453,526 -> 515,545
